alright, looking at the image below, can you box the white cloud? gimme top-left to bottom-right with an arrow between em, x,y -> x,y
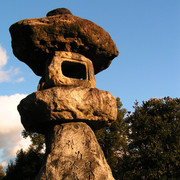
0,45 -> 8,68
0,94 -> 26,134
0,45 -> 24,83
14,77 -> 25,83
0,69 -> 11,82
0,94 -> 31,167
0,161 -> 8,169
13,68 -> 21,75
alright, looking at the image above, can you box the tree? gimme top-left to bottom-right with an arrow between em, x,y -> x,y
95,97 -> 128,179
21,131 -> 45,152
125,97 -> 180,179
4,132 -> 45,180
0,165 -> 5,180
4,148 -> 44,180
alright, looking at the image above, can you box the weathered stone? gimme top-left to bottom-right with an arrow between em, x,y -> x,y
9,8 -> 119,76
36,122 -> 114,180
38,51 -> 96,90
18,86 -> 117,134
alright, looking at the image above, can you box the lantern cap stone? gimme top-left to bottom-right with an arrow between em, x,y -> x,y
9,8 -> 119,76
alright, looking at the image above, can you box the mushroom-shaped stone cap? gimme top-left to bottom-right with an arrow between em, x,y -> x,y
9,8 -> 119,76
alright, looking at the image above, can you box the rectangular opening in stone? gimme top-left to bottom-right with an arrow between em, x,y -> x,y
61,61 -> 87,80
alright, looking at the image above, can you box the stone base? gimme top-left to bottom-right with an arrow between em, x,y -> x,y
36,122 -> 114,180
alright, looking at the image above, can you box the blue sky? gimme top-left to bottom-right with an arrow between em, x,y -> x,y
0,0 -> 180,167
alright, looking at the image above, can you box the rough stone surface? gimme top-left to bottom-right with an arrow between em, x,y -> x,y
9,8 -> 119,76
36,122 -> 114,180
18,86 -> 117,134
38,51 -> 96,90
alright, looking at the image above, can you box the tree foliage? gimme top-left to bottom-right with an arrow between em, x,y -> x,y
0,165 -> 5,180
95,97 -> 128,179
22,131 -> 45,152
124,97 -> 180,179
4,147 -> 44,180
3,132 -> 45,180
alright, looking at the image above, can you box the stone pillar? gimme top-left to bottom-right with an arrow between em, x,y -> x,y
36,123 -> 114,180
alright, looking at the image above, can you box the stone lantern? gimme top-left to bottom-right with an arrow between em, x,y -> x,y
10,8 -> 119,180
